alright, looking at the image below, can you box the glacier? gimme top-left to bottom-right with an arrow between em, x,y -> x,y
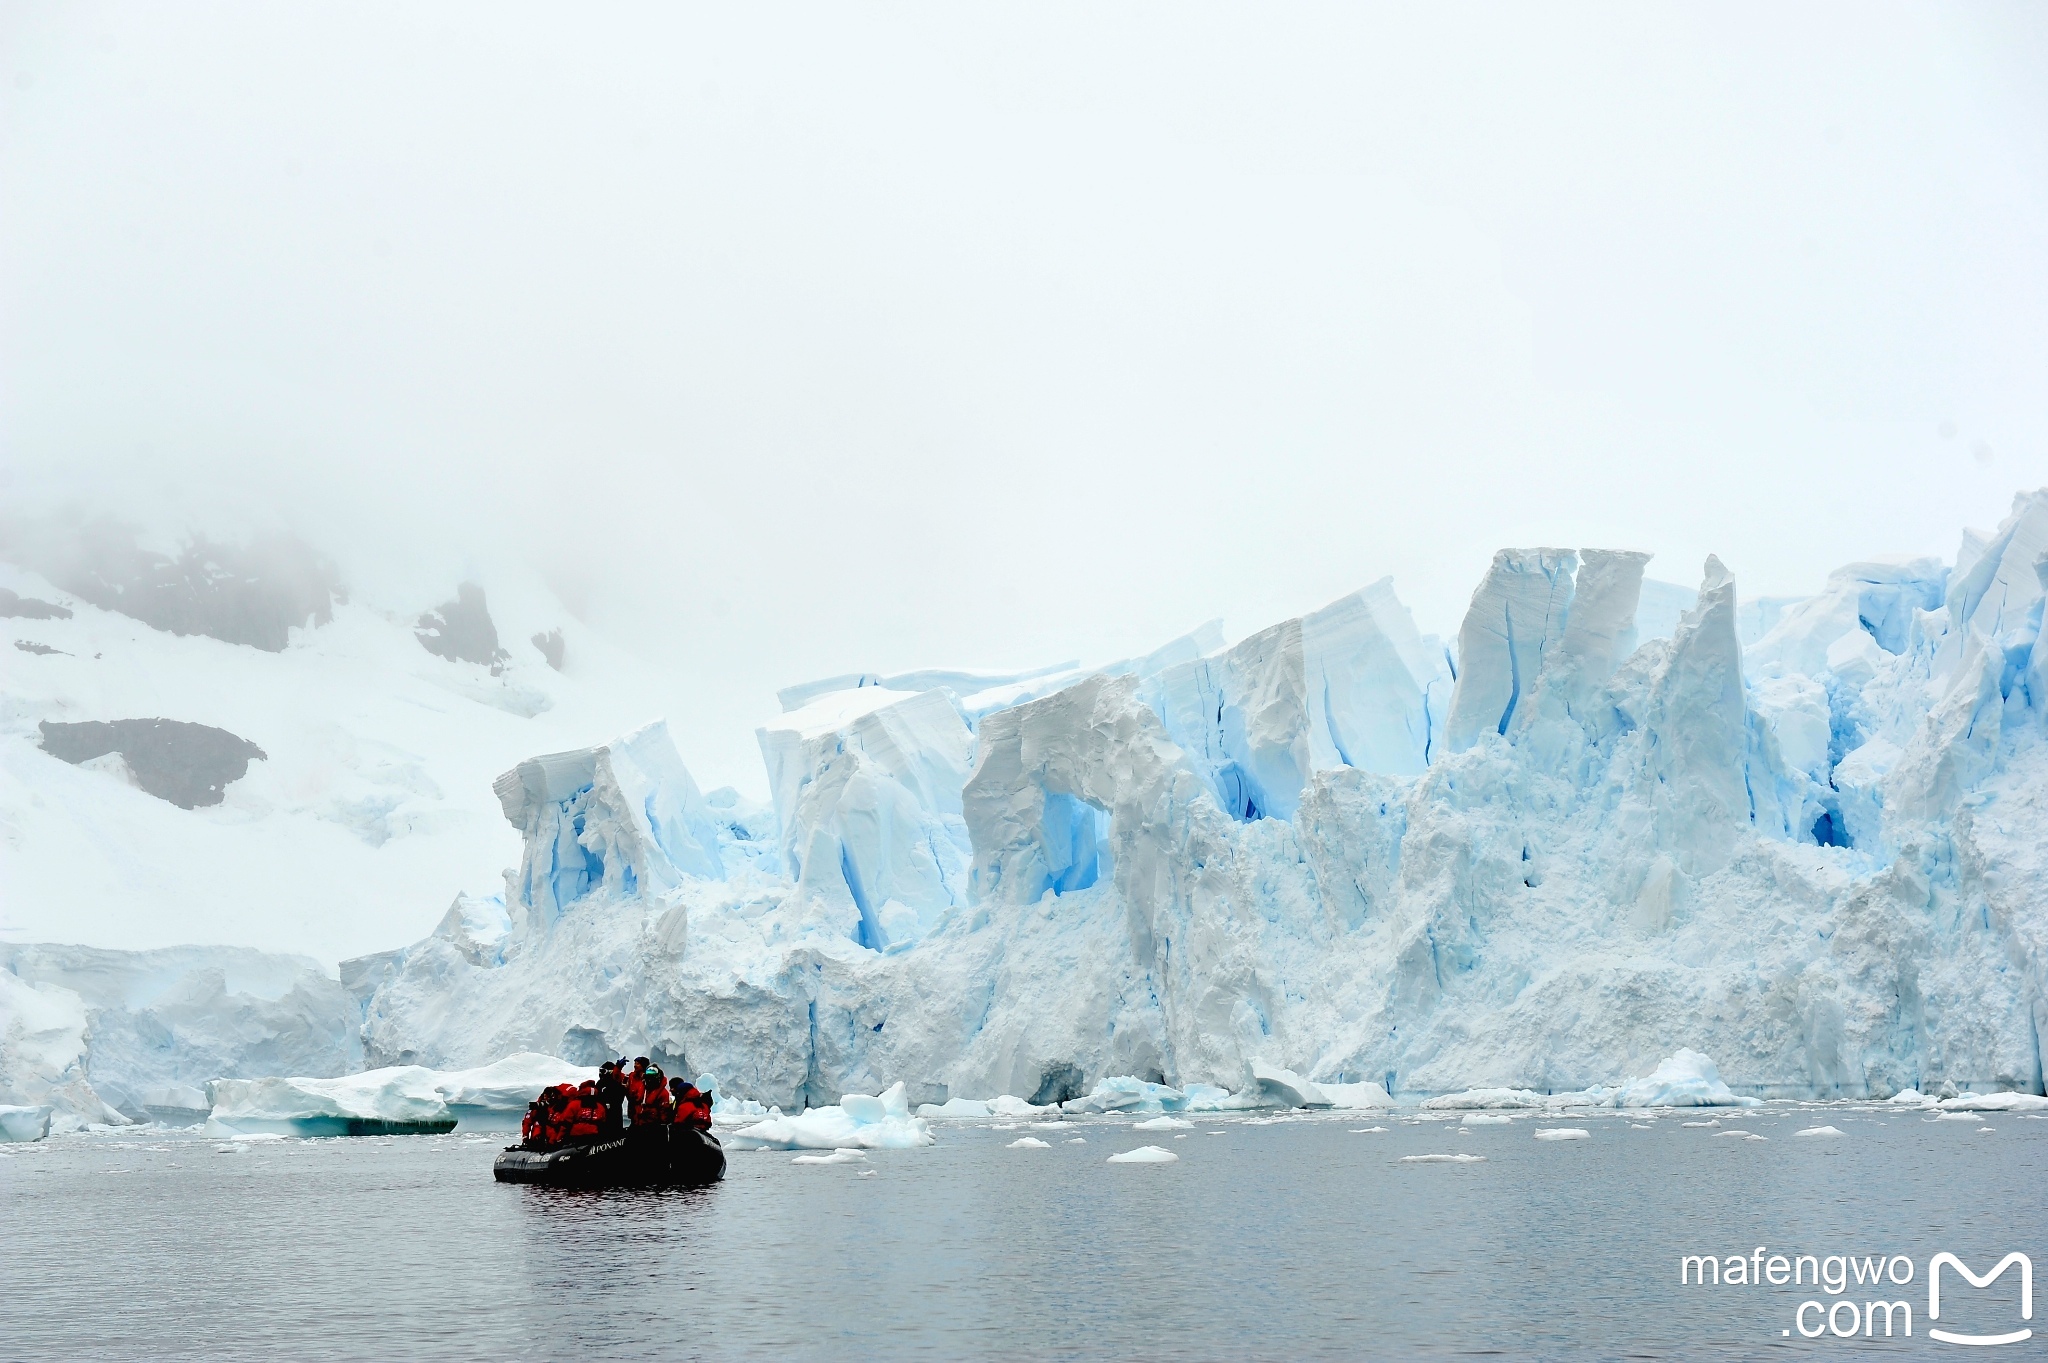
334,493 -> 2048,1109
11,493 -> 2048,1115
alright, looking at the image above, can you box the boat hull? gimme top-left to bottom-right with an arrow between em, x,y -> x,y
493,1124 -> 725,1188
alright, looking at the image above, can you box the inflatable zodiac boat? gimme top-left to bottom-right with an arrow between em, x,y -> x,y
494,1123 -> 726,1188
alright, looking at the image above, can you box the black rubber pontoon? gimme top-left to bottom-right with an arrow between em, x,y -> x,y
494,1124 -> 726,1188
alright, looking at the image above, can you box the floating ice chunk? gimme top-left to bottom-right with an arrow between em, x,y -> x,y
1066,1137 -> 1086,1144
1107,1145 -> 1178,1164
792,1148 -> 867,1165
1399,1153 -> 1486,1164
1630,1123 -> 1654,1130
230,1132 -> 287,1142
1534,1128 -> 1590,1141
858,1169 -> 877,1178
1793,1126 -> 1845,1138
1421,1088 -> 1550,1110
207,1053 -> 593,1136
1317,1081 -> 1394,1111
1715,1130 -> 1767,1141
916,1098 -> 992,1119
0,1105 -> 52,1142
1350,1127 -> 1388,1134
1007,1137 -> 1051,1149
1888,1089 -> 1934,1105
1059,1077 -> 1187,1115
1978,1126 -> 1996,1133
1131,1115 -> 1192,1131
1938,1092 -> 2048,1112
1934,1113 -> 1980,1122
1614,1051 -> 1760,1108
989,1094 -> 1057,1118
1461,1114 -> 1515,1126
1249,1061 -> 1332,1109
728,1081 -> 935,1151
1682,1120 -> 1719,1128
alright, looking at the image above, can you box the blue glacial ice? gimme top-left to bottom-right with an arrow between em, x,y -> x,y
15,493 -> 2048,1119
335,495 -> 2048,1111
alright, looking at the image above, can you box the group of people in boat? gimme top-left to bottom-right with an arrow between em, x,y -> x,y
520,1057 -> 715,1150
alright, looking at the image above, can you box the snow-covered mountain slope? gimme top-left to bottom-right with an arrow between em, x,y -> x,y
346,493 -> 2048,1107
11,496 -> 2048,1116
0,545 -> 735,965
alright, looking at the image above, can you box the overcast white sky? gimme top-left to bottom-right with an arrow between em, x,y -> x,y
4,3 -> 2046,790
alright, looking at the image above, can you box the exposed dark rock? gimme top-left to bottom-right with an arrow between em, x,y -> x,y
531,627 -> 565,671
39,718 -> 267,809
14,640 -> 65,656
0,587 -> 71,620
0,519 -> 338,651
416,582 -> 508,672
1031,1061 -> 1087,1107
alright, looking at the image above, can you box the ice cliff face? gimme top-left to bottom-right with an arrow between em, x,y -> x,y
0,944 -> 358,1130
344,493 -> 2048,1107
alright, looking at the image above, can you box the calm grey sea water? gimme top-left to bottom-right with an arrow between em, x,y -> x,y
3,1106 -> 2043,1360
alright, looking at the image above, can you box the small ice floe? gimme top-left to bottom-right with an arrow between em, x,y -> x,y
1534,1128 -> 1590,1141
1131,1116 -> 1192,1132
792,1148 -> 867,1165
1937,1092 -> 2048,1113
1007,1137 -> 1051,1149
1716,1130 -> 1767,1141
1350,1127 -> 1389,1134
1793,1126 -> 1845,1138
1030,1121 -> 1066,1130
213,1144 -> 248,1155
1066,1138 -> 1087,1144
1399,1153 -> 1486,1164
858,1170 -> 878,1178
1978,1126 -> 1996,1133
989,1123 -> 1020,1131
1461,1114 -> 1514,1127
1173,1134 -> 1189,1139
231,1133 -> 286,1143
730,1083 -> 935,1152
1107,1146 -> 1179,1164
1682,1120 -> 1720,1128
1933,1113 -> 1980,1122
1630,1123 -> 1655,1129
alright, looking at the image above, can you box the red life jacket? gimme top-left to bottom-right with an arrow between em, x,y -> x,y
566,1099 -> 602,1141
636,1086 -> 675,1126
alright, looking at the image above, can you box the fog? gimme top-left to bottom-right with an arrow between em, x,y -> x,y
4,2 -> 2046,791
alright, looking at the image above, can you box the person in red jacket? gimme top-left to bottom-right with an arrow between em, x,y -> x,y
539,1086 -> 573,1147
566,1080 -> 604,1141
636,1068 -> 675,1126
622,1057 -> 651,1121
670,1079 -> 713,1132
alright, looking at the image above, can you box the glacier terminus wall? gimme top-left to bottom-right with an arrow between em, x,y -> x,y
337,492 -> 2048,1109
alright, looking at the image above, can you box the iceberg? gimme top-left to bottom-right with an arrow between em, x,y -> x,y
725,1082 -> 935,1151
1612,1051 -> 1763,1109
1106,1145 -> 1178,1164
206,1053 -> 593,1135
0,1104 -> 53,1142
